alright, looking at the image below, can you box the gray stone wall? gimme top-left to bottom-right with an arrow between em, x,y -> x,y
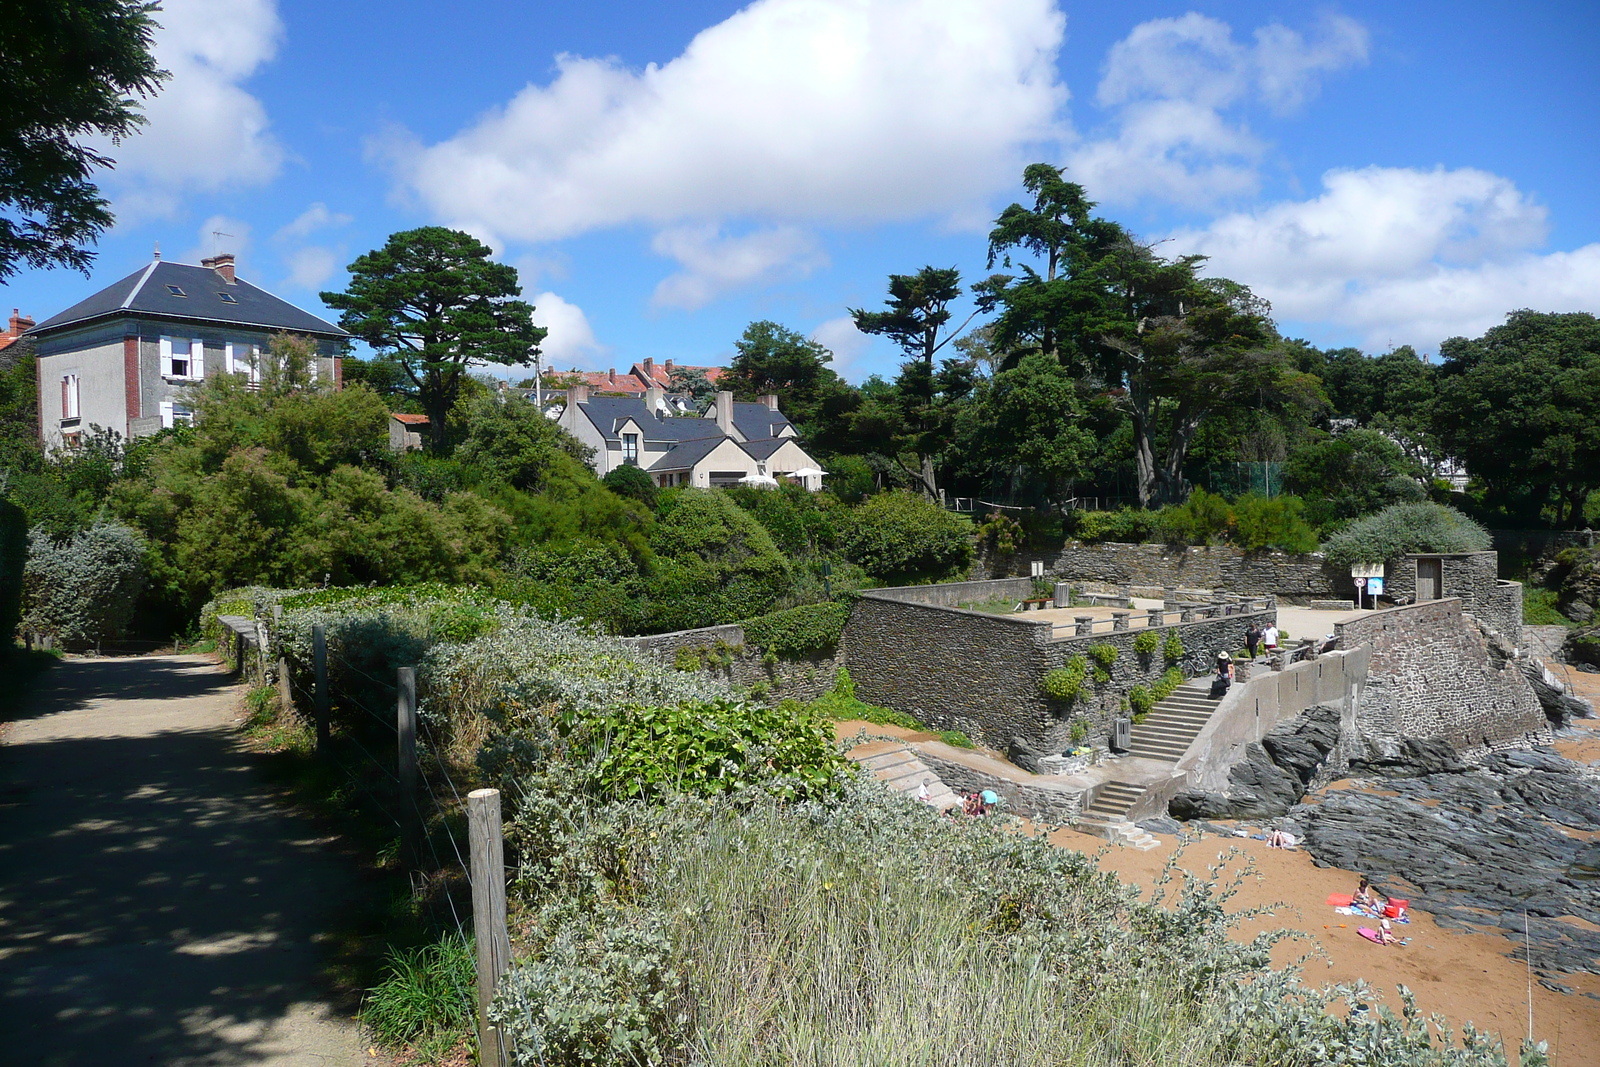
917,749 -> 1084,823
843,588 -> 1273,754
1381,552 -> 1520,640
1334,599 -> 1547,760
979,542 -> 1346,602
623,623 -> 844,703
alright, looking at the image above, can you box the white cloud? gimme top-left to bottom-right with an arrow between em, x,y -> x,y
1070,13 -> 1368,206
650,225 -> 827,311
282,246 -> 340,291
1171,166 -> 1600,348
532,292 -> 607,368
387,0 -> 1067,244
275,203 -> 352,241
104,0 -> 286,219
810,315 -> 873,378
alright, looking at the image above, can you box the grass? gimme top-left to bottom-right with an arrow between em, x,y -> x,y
956,595 -> 1021,614
808,670 -> 974,747
362,932 -> 477,1061
1524,586 -> 1574,627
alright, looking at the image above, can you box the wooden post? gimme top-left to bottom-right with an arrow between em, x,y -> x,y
273,605 -> 293,714
396,667 -> 418,859
312,623 -> 330,753
469,788 -> 511,1067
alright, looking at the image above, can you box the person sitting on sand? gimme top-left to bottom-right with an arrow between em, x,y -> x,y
1377,918 -> 1399,946
1354,876 -> 1373,906
1268,828 -> 1290,848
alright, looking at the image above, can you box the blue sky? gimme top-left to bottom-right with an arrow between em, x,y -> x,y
6,0 -> 1598,382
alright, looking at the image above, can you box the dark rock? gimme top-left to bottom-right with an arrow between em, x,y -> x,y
1523,658 -> 1594,727
1168,705 -> 1341,822
1169,790 -> 1232,821
1261,704 -> 1341,786
1481,747 -> 1574,774
1570,842 -> 1600,879
1007,735 -> 1043,774
1137,816 -> 1184,836
1539,978 -> 1575,995
1348,737 -> 1468,778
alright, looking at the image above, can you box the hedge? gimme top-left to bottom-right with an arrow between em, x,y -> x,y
741,602 -> 851,658
0,497 -> 25,647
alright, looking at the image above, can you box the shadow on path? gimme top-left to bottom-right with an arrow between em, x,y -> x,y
0,655 -> 367,1066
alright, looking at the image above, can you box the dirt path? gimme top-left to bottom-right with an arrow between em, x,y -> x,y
0,655 -> 371,1066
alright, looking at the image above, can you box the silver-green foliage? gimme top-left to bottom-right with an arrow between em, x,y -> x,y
1322,503 -> 1491,569
20,521 -> 145,642
491,780 -> 1528,1067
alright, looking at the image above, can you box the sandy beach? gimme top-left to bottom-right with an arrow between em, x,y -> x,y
838,675 -> 1600,1066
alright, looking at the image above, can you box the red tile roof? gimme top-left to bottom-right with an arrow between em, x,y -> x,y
390,413 -> 430,425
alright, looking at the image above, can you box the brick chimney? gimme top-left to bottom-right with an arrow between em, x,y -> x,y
759,394 -> 779,411
664,359 -> 675,374
569,382 -> 590,405
0,309 -> 34,350
202,252 -> 237,284
714,390 -> 735,434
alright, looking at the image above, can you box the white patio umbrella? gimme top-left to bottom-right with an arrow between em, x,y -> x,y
789,466 -> 827,479
737,472 -> 779,486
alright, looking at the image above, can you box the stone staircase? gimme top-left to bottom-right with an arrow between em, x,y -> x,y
1077,780 -> 1159,850
1127,680 -> 1219,762
849,743 -> 962,811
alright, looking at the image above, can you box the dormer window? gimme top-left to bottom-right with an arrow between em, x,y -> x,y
166,284 -> 186,297
622,432 -> 639,464
217,292 -> 237,303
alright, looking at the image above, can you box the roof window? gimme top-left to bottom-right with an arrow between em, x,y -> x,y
166,284 -> 187,297
217,292 -> 237,303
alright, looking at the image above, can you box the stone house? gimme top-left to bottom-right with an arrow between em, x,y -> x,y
557,385 -> 824,489
388,413 -> 429,451
24,253 -> 347,450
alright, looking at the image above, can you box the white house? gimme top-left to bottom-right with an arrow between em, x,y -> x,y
557,385 -> 825,490
24,253 -> 347,450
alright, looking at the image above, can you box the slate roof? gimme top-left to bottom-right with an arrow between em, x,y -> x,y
28,261 -> 348,339
730,402 -> 793,441
578,396 -> 726,446
740,438 -> 788,461
646,436 -> 731,473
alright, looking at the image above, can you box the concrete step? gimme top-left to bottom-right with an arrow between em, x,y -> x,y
849,744 -> 961,811
1077,815 -> 1160,851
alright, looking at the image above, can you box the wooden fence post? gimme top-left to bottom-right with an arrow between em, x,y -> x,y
312,622 -> 330,753
396,667 -> 417,858
273,605 -> 293,713
468,788 -> 511,1067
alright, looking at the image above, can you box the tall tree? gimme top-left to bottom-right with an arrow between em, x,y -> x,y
1433,310 -> 1600,526
0,1 -> 167,277
722,321 -> 858,454
850,267 -> 976,496
322,228 -> 546,452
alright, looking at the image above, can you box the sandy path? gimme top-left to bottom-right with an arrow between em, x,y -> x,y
0,655 -> 371,1066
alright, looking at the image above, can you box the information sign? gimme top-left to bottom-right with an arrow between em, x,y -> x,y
1350,563 -> 1384,579
1367,577 -> 1385,596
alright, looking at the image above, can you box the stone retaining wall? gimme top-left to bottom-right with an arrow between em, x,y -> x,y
1381,552 -> 1520,639
916,748 -> 1085,823
1334,599 -> 1546,759
623,623 -> 843,703
978,542 -> 1347,602
843,582 -> 1273,754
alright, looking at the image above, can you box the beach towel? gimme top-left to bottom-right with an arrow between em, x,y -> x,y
1358,927 -> 1410,947
1326,893 -> 1354,907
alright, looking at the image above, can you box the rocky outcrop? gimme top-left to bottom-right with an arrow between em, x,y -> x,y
1522,656 -> 1594,727
1293,746 -> 1600,977
1168,704 -> 1340,820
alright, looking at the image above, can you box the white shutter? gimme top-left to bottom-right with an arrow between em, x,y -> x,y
225,341 -> 236,375
160,336 -> 174,377
159,400 -> 174,429
191,338 -> 205,380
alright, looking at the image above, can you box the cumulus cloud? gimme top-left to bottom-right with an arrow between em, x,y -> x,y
1171,166 -> 1600,348
182,214 -> 251,268
810,315 -> 874,379
282,246 -> 340,291
532,292 -> 607,368
387,0 -> 1067,244
103,0 -> 286,219
1071,13 -> 1368,205
650,225 -> 827,311
275,203 -> 352,241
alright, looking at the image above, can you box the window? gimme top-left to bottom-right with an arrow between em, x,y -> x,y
161,336 -> 205,380
158,401 -> 194,429
217,292 -> 237,303
166,284 -> 186,297
225,341 -> 262,386
622,432 -> 639,464
60,373 -> 80,421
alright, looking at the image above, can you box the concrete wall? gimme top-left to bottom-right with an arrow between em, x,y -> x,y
980,541 -> 1346,602
1334,598 -> 1546,759
843,580 -> 1274,754
36,334 -> 125,450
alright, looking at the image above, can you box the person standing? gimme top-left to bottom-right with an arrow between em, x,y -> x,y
1245,623 -> 1262,658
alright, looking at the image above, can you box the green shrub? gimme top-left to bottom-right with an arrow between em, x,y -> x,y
1230,494 -> 1319,553
1162,629 -> 1185,663
1152,666 -> 1184,702
1040,656 -> 1087,701
570,697 -> 844,802
937,730 -> 975,749
741,601 -> 851,658
601,463 -> 658,511
839,491 -> 972,583
20,521 -> 146,643
976,510 -> 1025,556
1128,684 -> 1154,720
1069,507 -> 1157,544
362,932 -> 476,1056
1157,488 -> 1233,545
1068,718 -> 1089,743
673,647 -> 702,672
642,489 -> 793,632
1321,502 -> 1491,569
1087,642 -> 1119,683
1132,629 -> 1159,655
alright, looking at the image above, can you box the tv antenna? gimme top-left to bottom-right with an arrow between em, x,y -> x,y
211,230 -> 233,256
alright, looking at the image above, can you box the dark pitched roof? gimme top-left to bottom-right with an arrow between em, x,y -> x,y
731,402 -> 793,441
646,435 -> 733,473
28,260 -> 348,340
578,396 -> 726,446
739,438 -> 789,461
